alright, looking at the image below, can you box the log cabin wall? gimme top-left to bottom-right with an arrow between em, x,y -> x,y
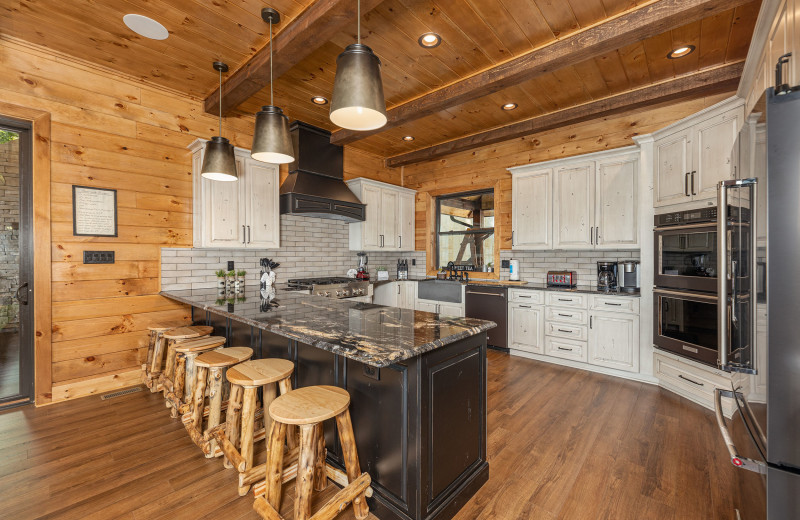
401,93 -> 736,273
0,36 -> 397,404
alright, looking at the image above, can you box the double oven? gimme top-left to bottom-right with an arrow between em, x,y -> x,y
653,187 -> 756,373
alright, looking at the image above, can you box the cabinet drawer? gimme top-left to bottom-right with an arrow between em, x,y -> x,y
589,295 -> 640,314
653,352 -> 734,414
545,307 -> 587,325
509,288 -> 544,304
545,336 -> 587,362
546,292 -> 588,309
545,321 -> 587,341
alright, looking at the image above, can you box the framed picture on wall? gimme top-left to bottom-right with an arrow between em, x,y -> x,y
72,185 -> 118,237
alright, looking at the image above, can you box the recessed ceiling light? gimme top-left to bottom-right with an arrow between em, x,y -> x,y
501,103 -> 518,111
667,45 -> 695,59
402,136 -> 415,141
418,32 -> 442,48
311,96 -> 329,105
123,14 -> 169,40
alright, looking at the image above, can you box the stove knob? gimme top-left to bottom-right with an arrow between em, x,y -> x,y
316,291 -> 324,296
323,291 -> 331,297
336,290 -> 343,297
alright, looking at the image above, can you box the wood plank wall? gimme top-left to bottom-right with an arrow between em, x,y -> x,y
0,37 -> 393,404
400,93 -> 735,266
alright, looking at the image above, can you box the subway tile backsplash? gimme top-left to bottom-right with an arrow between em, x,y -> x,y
499,250 -> 640,285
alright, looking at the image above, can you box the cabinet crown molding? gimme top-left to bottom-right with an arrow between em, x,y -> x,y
639,95 -> 744,142
346,176 -> 417,194
508,145 -> 639,175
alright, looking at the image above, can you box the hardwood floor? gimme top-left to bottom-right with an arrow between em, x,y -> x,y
0,351 -> 739,520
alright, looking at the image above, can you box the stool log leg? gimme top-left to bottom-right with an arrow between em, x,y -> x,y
172,355 -> 186,418
238,386 -> 258,494
184,352 -> 199,404
163,340 -> 178,392
263,419 -> 287,505
223,384 -> 244,469
206,367 -> 224,458
295,424 -> 317,520
336,410 -> 369,520
314,423 -> 328,492
278,377 -> 298,450
149,335 -> 167,392
191,366 -> 209,428
262,382 -> 277,440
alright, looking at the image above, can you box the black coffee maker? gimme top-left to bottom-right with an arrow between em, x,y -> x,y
597,261 -> 618,291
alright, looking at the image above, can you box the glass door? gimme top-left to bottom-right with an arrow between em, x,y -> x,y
0,120 -> 33,407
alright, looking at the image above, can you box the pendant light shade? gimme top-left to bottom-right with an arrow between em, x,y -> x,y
330,43 -> 387,131
252,105 -> 294,163
201,136 -> 238,181
201,61 -> 238,182
251,7 -> 295,164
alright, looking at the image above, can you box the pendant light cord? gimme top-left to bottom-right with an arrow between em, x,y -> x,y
218,66 -> 222,137
269,18 -> 274,106
357,0 -> 361,44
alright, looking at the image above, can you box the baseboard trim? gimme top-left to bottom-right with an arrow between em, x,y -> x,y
509,349 -> 658,385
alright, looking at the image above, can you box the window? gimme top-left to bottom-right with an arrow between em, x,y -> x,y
436,190 -> 495,271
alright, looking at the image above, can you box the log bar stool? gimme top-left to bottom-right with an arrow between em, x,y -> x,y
253,386 -> 371,520
142,322 -> 185,390
218,358 -> 295,496
184,347 -> 253,455
165,335 -> 226,418
158,325 -> 214,396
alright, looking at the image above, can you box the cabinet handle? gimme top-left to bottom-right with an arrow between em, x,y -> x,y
691,170 -> 697,195
557,346 -> 573,351
595,227 -> 599,244
557,328 -> 573,333
519,305 -> 531,308
511,231 -> 514,246
685,172 -> 690,196
399,235 -> 401,248
518,295 -> 531,298
558,298 -> 573,302
242,225 -> 246,244
557,313 -> 573,317
590,316 -> 593,329
604,302 -> 622,306
678,374 -> 704,387
590,226 -> 593,245
397,285 -> 400,295
247,225 -> 251,244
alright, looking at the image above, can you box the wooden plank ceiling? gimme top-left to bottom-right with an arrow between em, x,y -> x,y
1,0 -> 761,163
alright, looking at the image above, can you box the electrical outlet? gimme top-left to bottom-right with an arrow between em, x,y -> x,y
363,365 -> 380,381
411,259 -> 416,266
501,259 -> 510,269
83,251 -> 115,264
227,261 -> 235,271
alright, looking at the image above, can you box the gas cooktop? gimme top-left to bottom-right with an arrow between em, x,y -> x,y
287,277 -> 369,299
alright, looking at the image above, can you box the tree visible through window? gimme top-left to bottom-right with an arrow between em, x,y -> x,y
436,190 -> 495,271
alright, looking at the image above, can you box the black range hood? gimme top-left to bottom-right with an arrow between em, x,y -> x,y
279,121 -> 365,222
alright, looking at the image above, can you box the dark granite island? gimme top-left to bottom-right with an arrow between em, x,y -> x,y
160,286 -> 495,520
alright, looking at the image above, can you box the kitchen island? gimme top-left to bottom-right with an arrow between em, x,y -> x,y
161,286 -> 495,520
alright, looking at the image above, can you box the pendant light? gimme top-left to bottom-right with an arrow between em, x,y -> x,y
201,61 -> 238,181
251,8 -> 295,164
329,0 -> 387,131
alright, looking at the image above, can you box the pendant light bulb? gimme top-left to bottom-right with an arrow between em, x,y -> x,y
329,0 -> 387,131
251,8 -> 295,164
201,61 -> 238,181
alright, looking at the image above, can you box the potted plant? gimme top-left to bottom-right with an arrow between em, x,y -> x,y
376,266 -> 389,281
226,270 -> 236,291
235,270 -> 246,292
215,269 -> 226,292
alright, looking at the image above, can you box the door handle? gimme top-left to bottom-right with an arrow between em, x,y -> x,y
399,235 -> 401,248
595,227 -> 599,245
691,170 -> 697,195
15,282 -> 29,305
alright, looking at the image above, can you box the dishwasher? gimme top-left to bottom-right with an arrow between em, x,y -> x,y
465,285 -> 508,350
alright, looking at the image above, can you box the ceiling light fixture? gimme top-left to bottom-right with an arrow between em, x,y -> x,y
402,135 -> 414,141
201,62 -> 238,182
418,32 -> 441,48
501,102 -> 518,111
667,45 -> 696,59
329,0 -> 387,131
123,14 -> 169,40
311,96 -> 329,105
251,8 -> 295,164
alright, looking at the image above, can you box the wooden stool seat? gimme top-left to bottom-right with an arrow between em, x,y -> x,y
174,336 -> 227,353
147,322 -> 182,332
163,325 -> 214,340
227,358 -> 295,387
269,386 -> 350,426
142,321 -> 187,389
195,347 -> 253,368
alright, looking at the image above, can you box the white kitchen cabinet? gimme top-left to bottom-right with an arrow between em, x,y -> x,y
508,302 -> 544,354
189,139 -> 280,249
438,303 -> 464,317
509,147 -> 639,251
653,98 -> 744,208
347,178 -> 416,251
373,281 -> 415,309
415,282 -> 465,317
588,311 -> 639,372
416,300 -> 438,313
511,169 -> 552,250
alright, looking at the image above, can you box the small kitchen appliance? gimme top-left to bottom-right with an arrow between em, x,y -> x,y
617,261 -> 641,292
397,259 -> 408,280
546,271 -> 577,288
356,252 -> 369,280
596,261 -> 617,291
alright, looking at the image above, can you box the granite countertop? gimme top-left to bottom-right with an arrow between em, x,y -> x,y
373,277 -> 640,296
161,286 -> 496,368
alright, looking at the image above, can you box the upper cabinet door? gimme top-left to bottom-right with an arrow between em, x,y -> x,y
361,184 -> 382,249
244,158 -> 280,249
203,155 -> 246,247
553,162 -> 595,249
381,188 -> 399,249
595,155 -> 638,249
398,191 -> 415,251
693,107 -> 742,201
654,128 -> 692,207
512,169 -> 552,250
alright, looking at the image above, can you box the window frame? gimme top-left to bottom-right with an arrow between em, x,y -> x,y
435,188 -> 495,269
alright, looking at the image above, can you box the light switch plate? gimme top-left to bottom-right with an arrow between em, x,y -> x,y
83,251 -> 115,264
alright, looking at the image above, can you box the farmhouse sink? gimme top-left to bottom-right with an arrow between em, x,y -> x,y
417,279 -> 463,303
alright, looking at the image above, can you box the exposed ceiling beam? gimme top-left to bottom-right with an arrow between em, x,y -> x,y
204,0 -> 385,116
385,62 -> 743,168
331,0 -> 753,146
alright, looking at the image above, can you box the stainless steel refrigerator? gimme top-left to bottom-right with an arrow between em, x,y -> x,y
715,86 -> 800,519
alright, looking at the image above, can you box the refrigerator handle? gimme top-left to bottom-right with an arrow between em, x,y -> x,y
714,388 -> 767,474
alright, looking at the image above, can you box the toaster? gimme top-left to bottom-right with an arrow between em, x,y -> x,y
547,271 -> 577,288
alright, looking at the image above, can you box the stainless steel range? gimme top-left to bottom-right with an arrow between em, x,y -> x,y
287,277 -> 369,299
